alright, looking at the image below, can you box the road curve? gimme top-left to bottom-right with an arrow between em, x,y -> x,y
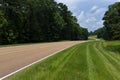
0,41 -> 84,78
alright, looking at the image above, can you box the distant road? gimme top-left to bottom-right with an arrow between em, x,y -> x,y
0,41 -> 85,78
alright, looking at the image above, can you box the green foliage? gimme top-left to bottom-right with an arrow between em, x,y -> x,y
93,27 -> 109,40
0,0 -> 88,44
88,31 -> 95,36
103,2 -> 120,40
0,10 -> 8,44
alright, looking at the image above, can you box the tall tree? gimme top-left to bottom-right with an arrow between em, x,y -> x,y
0,10 -> 8,44
103,2 -> 120,40
58,3 -> 88,40
0,0 -> 88,45
93,27 -> 109,40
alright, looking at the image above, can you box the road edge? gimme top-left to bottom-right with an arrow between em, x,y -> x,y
0,41 -> 86,80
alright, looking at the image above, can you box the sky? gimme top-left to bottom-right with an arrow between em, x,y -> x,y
55,0 -> 120,31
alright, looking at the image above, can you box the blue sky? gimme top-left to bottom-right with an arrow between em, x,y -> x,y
55,0 -> 120,31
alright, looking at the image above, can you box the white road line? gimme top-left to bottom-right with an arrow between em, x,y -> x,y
0,42 -> 84,80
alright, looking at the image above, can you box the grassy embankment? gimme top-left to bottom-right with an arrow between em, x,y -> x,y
7,40 -> 120,80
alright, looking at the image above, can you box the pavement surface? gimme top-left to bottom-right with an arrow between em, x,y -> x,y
0,41 -> 84,78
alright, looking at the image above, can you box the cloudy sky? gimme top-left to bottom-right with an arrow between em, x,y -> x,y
55,0 -> 120,31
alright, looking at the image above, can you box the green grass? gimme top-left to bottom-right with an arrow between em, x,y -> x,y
88,35 -> 97,40
7,40 -> 120,80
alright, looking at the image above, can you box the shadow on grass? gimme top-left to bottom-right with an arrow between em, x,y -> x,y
105,45 -> 120,54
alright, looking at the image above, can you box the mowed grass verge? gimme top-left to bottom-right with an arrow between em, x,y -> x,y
7,40 -> 120,80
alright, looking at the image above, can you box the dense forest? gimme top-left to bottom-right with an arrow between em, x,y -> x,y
90,2 -> 120,40
0,0 -> 88,45
103,2 -> 120,40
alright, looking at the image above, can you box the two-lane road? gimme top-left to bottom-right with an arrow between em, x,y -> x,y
0,41 -> 84,78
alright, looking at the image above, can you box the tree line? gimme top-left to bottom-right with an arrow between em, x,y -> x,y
0,0 -> 88,44
90,2 -> 120,40
89,27 -> 109,40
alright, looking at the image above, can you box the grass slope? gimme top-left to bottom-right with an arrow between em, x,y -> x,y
88,35 -> 97,40
7,40 -> 120,80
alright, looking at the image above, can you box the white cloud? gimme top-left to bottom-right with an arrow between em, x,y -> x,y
85,17 -> 97,23
55,0 -> 120,31
94,8 -> 107,16
56,0 -> 83,4
90,6 -> 98,12
57,0 -> 120,3
77,6 -> 106,31
78,11 -> 85,21
56,0 -> 83,11
117,0 -> 120,2
107,0 -> 120,2
96,20 -> 104,25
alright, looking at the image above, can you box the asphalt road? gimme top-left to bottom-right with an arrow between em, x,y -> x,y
0,41 -> 84,78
